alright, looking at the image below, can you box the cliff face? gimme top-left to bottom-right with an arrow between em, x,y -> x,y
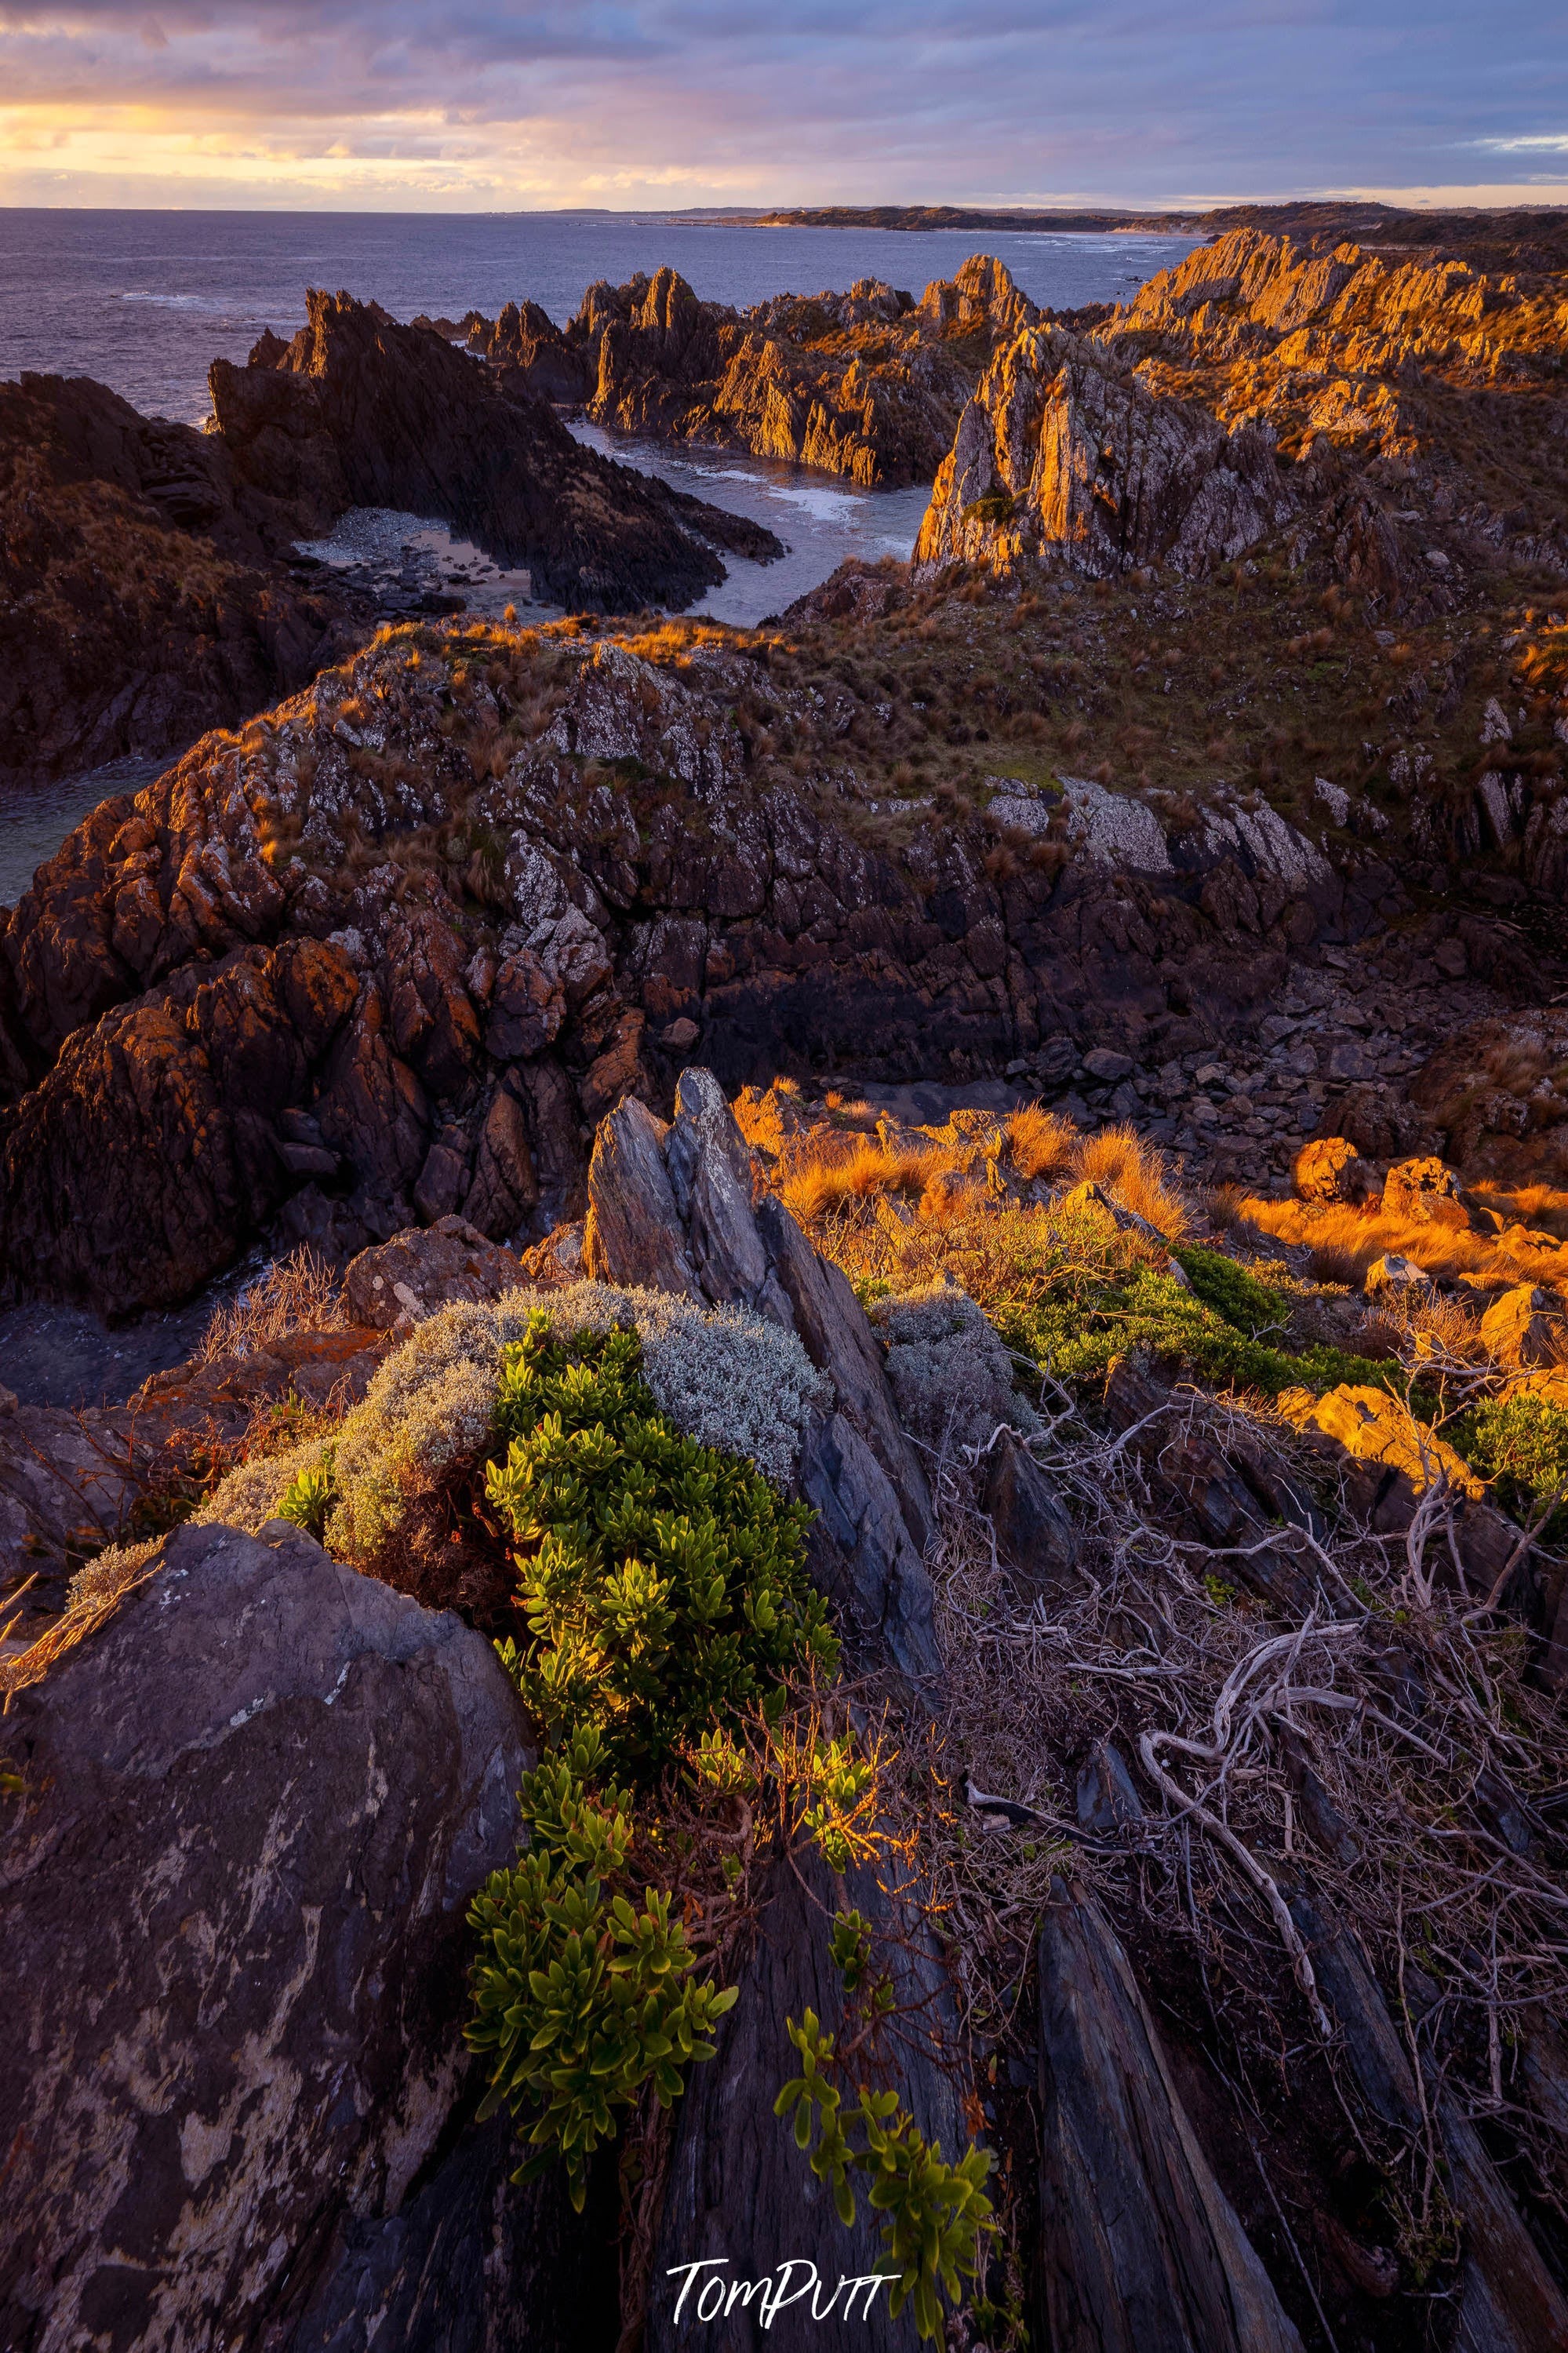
209,289 -> 781,611
473,255 -> 1042,487
915,226 -> 1568,599
915,328 -> 1294,578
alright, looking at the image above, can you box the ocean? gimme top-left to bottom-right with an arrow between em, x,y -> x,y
0,209 -> 1195,424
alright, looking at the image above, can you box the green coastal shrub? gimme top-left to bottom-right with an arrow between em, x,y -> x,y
776,2010 -> 996,2342
999,1258 -> 1403,1404
195,1280 -> 828,1560
467,1725 -> 737,2209
1452,1389 -> 1568,1532
486,1311 -> 836,1772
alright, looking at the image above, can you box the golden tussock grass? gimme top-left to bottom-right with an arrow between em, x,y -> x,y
1237,1193 -> 1568,1295
778,1138 -> 935,1224
775,1105 -> 1189,1245
1006,1102 -> 1075,1182
1070,1124 -> 1191,1241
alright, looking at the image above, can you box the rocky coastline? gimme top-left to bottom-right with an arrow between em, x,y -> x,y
6,209 -> 1568,2353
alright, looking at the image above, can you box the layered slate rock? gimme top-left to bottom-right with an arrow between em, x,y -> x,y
1036,1882 -> 1304,2353
209,290 -> 781,611
584,1068 -> 940,1686
0,1517 -> 545,2353
915,326 -> 1293,580
1286,1880 -> 1568,2353
646,1848 -> 965,2351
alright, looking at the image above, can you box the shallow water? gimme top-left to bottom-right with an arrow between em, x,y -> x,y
570,423 -> 934,626
0,756 -> 169,910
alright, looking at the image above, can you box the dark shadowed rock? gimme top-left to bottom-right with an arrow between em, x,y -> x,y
209,290 -> 781,612
0,372 -> 361,781
583,1095 -> 702,1300
981,1427 -> 1079,1598
1286,1880 -> 1568,2352
646,1846 -> 964,2351
1035,1881 -> 1304,2353
798,1408 -> 940,1688
1,1517 -> 538,2353
285,2111 -> 613,2353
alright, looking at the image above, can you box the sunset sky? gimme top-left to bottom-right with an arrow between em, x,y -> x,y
0,0 -> 1563,213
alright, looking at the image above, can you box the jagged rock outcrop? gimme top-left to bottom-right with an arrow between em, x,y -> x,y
0,373 -> 360,781
583,1069 -> 940,1686
0,1516 -> 598,2353
209,290 -> 781,610
916,224 -> 1568,594
1112,226 -> 1568,466
471,255 -> 1042,487
915,325 -> 1294,580
0,620 -> 1395,1316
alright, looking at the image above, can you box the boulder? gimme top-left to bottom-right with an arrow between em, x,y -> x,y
1365,1251 -> 1434,1297
1479,1283 -> 1563,1370
1276,1383 -> 1519,1594
1035,1881 -> 1303,2352
916,326 -> 1293,582
0,1397 -> 154,1645
344,1215 -> 527,1331
1,1517 -> 542,2353
1382,1156 -> 1470,1229
1293,1135 -> 1377,1204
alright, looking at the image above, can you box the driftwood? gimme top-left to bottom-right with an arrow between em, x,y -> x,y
1035,1879 -> 1304,2353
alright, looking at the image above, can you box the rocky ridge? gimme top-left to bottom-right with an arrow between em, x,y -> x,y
916,225 -> 1568,596
209,288 -> 783,610
461,255 -> 1044,487
0,613 -> 1423,1318
0,372 -> 364,782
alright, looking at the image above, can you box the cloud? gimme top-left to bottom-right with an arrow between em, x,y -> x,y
0,0 -> 1563,209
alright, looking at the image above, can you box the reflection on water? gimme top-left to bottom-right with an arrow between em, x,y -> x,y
571,421 -> 933,628
0,756 -> 168,910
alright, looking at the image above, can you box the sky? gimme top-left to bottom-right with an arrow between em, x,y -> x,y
1,0 -> 1565,213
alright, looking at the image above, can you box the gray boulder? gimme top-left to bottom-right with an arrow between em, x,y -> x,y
1,1517 -> 551,2353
